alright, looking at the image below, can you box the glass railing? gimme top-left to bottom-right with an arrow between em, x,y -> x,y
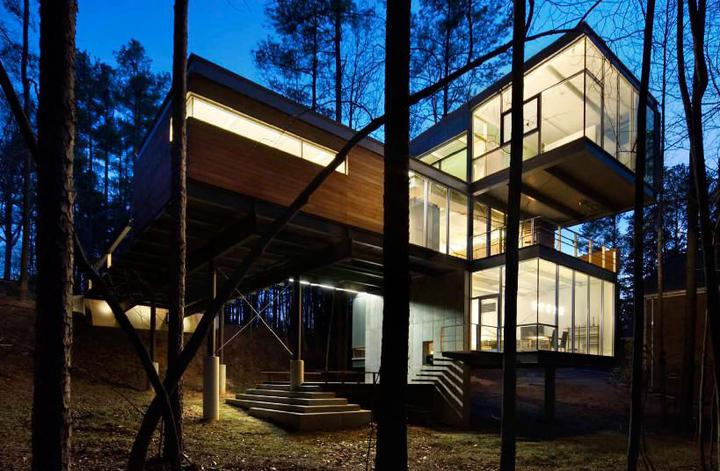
472,216 -> 616,272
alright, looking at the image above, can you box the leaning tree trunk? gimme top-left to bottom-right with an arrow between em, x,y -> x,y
375,0 -> 411,469
19,0 -> 31,300
164,0 -> 188,466
499,1 -> 525,469
31,0 -> 77,469
333,0 -> 342,124
627,0 -> 656,468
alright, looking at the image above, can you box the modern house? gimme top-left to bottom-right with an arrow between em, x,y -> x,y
84,23 -> 660,430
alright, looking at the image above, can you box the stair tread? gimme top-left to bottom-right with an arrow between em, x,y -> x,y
235,393 -> 348,405
249,407 -> 371,417
227,398 -> 360,413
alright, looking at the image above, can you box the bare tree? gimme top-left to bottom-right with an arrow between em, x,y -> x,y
31,0 -> 77,469
18,0 -> 31,300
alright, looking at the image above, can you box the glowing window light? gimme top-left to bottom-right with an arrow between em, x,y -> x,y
185,94 -> 347,174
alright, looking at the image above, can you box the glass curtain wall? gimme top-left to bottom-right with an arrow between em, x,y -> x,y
418,134 -> 468,181
472,258 -> 615,356
470,35 -> 657,185
408,172 -> 467,258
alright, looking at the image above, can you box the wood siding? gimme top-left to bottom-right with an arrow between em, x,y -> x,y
187,118 -> 384,233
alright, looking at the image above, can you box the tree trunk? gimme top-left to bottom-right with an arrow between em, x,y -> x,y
499,1 -> 525,469
4,199 -> 13,279
19,0 -> 31,300
627,1 -> 655,469
333,1 -> 342,124
375,0 -> 411,469
677,0 -> 720,458
32,0 -> 77,469
682,170 -> 699,435
164,0 -> 188,466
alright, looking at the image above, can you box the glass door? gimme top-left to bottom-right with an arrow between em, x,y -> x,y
472,295 -> 501,351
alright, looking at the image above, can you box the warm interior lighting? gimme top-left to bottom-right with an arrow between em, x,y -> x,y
184,94 -> 347,174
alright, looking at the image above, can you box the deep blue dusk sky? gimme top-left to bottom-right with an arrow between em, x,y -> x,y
77,0 -> 266,81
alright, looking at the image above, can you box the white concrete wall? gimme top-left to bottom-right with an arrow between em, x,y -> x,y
352,270 -> 466,383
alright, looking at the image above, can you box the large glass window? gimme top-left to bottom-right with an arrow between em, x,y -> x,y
473,202 -> 488,259
468,35 -> 657,183
427,183 -> 448,253
573,273 -> 589,353
558,267 -> 573,352
418,134 -> 468,181
472,259 -> 615,357
602,281 -> 615,355
449,190 -> 468,258
408,173 -> 468,259
187,94 -> 346,173
589,276 -> 602,354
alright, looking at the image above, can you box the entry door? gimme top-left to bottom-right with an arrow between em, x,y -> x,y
471,295 -> 501,351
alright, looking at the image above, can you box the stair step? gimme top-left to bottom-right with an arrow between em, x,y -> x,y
245,388 -> 335,399
247,407 -> 372,431
256,383 -> 322,391
227,398 -> 360,413
235,393 -> 349,406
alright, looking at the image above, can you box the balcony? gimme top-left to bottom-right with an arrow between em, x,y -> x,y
472,216 -> 616,272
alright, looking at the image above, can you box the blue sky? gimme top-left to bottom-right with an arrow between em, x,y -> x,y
76,0 -> 266,80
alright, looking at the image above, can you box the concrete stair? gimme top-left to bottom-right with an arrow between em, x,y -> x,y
227,383 -> 371,431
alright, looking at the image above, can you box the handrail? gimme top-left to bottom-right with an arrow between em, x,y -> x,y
472,216 -> 616,272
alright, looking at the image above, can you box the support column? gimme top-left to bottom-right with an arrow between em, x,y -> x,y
218,303 -> 226,398
148,300 -> 159,390
203,261 -> 219,421
289,276 -> 304,390
544,366 -> 556,423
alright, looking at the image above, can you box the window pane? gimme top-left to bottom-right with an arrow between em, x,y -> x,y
524,37 -> 585,98
473,202 -> 488,259
558,267 -> 573,352
585,38 -> 604,83
537,260 -> 557,351
589,276 -> 602,354
501,98 -> 538,145
490,209 -> 506,255
518,259 -> 538,351
448,190 -> 468,258
618,75 -> 636,170
427,183 -> 448,253
540,74 -> 585,152
573,273 -> 589,353
409,174 -> 426,246
473,95 -> 501,157
603,63 -> 618,157
441,150 -> 467,180
473,267 -> 501,297
602,281 -> 615,356
585,73 -> 603,145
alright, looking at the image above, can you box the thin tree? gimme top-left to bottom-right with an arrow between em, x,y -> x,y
165,0 -> 188,465
677,0 -> 720,460
499,0 -> 526,469
18,0 -> 31,300
627,0 -> 656,468
375,0 -> 411,468
31,0 -> 77,469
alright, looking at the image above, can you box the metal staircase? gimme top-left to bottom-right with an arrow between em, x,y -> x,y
410,356 -> 470,425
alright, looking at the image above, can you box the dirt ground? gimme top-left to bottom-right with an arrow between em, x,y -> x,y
0,298 -> 702,470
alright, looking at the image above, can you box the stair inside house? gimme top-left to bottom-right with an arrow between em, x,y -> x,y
227,383 -> 371,431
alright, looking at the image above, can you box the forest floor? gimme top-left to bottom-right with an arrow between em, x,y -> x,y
0,297 -> 703,470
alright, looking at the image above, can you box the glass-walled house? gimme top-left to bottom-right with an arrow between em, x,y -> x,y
471,35 -> 657,184
408,25 -> 659,360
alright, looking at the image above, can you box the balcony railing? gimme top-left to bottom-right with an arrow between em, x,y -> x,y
472,216 -> 616,272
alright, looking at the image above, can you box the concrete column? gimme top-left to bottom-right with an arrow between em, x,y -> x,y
289,277 -> 304,389
203,261 -> 220,420
219,363 -> 227,398
203,355 -> 220,421
544,366 -> 556,423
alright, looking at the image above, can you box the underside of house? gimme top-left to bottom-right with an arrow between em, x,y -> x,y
80,23 -> 660,431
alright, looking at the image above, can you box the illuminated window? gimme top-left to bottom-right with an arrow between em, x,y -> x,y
184,94 -> 347,174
